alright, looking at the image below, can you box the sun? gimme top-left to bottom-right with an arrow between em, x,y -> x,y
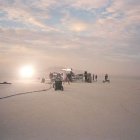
19,65 -> 35,78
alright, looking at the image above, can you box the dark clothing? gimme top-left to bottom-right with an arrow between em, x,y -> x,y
105,74 -> 108,81
95,75 -> 97,81
93,74 -> 94,81
84,71 -> 88,82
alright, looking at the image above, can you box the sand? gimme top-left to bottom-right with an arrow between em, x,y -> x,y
0,78 -> 140,140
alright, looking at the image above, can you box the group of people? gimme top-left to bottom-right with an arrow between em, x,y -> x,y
84,71 -> 98,83
44,70 -> 110,84
84,71 -> 110,83
48,71 -> 74,84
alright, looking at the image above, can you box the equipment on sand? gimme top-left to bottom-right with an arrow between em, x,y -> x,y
0,82 -> 12,84
53,79 -> 64,91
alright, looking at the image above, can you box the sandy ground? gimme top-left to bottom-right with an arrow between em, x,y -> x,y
0,79 -> 140,140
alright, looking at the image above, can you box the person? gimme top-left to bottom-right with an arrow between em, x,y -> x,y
66,73 -> 70,84
41,77 -> 45,83
49,72 -> 53,83
87,73 -> 92,83
103,74 -> 110,83
93,74 -> 94,81
69,71 -> 72,82
95,75 -> 97,81
105,74 -> 108,81
84,71 -> 88,82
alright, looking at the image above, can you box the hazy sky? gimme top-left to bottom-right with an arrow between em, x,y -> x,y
0,0 -> 140,77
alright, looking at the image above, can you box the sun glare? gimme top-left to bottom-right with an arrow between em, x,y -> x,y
19,65 -> 35,78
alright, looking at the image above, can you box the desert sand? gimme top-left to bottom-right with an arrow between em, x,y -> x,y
0,78 -> 140,140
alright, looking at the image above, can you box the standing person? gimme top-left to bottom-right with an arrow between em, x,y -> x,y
84,71 -> 88,82
66,73 -> 70,84
88,73 -> 92,83
49,72 -> 53,83
93,74 -> 94,81
95,75 -> 97,81
105,74 -> 108,81
41,77 -> 45,83
103,74 -> 110,83
69,71 -> 73,82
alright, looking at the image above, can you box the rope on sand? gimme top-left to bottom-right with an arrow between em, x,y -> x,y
0,84 -> 53,100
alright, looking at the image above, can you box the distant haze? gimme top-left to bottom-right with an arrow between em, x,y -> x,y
0,0 -> 140,77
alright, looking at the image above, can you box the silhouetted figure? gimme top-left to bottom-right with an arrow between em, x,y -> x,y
84,71 -> 88,82
103,74 -> 110,83
93,74 -> 94,81
87,73 -> 92,83
41,77 -> 45,83
105,74 -> 108,81
49,72 -> 53,82
69,71 -> 73,82
95,75 -> 97,81
66,73 -> 71,84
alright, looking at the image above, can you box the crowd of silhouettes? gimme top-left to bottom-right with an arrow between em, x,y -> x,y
84,71 -> 98,83
45,70 -> 110,84
84,71 -> 110,83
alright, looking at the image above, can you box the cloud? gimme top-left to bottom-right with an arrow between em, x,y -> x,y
0,0 -> 54,31
106,0 -> 140,26
0,28 -> 81,51
69,22 -> 88,32
71,0 -> 109,10
30,0 -> 109,9
0,0 -> 140,76
61,17 -> 90,32
30,0 -> 58,8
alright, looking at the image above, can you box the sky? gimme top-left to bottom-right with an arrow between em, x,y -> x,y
0,0 -> 140,77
